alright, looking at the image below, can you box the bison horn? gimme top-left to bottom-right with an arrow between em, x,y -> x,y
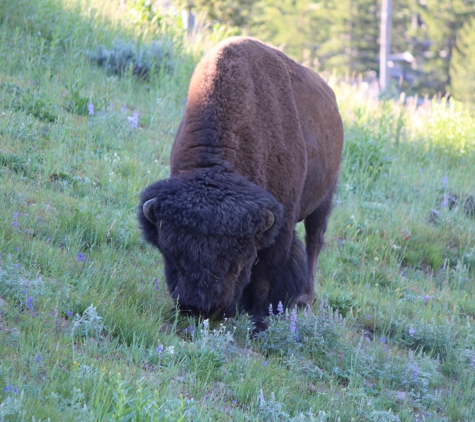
143,199 -> 157,224
264,210 -> 275,231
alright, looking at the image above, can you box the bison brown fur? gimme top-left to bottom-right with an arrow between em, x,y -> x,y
138,37 -> 344,331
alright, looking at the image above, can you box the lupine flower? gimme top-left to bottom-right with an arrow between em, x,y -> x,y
263,361 -> 268,366
4,384 -> 12,393
76,252 -> 86,262
268,303 -> 274,316
423,295 -> 433,302
154,279 -> 159,290
277,301 -> 284,316
183,326 -> 194,335
16,264 -> 21,269
128,111 -> 139,128
88,101 -> 94,116
259,389 -> 265,405
366,315 -> 371,320
380,337 -> 387,344
12,221 -> 18,228
156,345 -> 163,354
67,311 -> 73,317
412,364 -> 419,379
289,308 -> 299,341
25,296 -> 33,310
409,327 -> 415,336
35,354 -> 43,364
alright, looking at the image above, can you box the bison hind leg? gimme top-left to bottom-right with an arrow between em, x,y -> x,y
299,183 -> 337,307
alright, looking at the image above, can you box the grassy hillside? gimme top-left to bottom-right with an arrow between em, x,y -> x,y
1,1 -> 475,420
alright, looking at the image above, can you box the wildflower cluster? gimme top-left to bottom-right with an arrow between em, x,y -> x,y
256,300 -> 344,359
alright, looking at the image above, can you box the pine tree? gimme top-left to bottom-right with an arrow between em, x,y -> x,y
450,17 -> 475,102
415,0 -> 475,95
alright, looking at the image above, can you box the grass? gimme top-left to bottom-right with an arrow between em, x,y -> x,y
1,1 -> 475,420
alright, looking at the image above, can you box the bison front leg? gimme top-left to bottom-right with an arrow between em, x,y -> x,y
300,185 -> 336,307
241,230 -> 308,332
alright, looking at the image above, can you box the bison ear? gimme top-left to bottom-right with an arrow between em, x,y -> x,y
254,201 -> 283,250
143,198 -> 158,225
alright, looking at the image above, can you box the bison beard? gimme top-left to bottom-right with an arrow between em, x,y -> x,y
138,37 -> 344,332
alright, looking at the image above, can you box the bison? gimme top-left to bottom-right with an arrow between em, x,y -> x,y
138,37 -> 343,331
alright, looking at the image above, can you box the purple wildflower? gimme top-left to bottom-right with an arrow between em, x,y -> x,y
365,284 -> 370,289
263,361 -> 268,366
76,252 -> 86,262
67,310 -> 73,317
4,384 -> 12,393
268,303 -> 274,316
128,111 -> 139,128
14,212 -> 19,219
290,308 -> 299,341
442,195 -> 448,208
16,264 -> 21,269
470,354 -> 475,368
35,354 -> 43,364
409,327 -> 415,336
22,290 -> 27,295
423,295 -> 433,302
277,301 -> 284,316
203,319 -> 209,330
156,345 -> 163,354
154,279 -> 159,290
183,326 -> 194,335
48,237 -> 52,242
88,101 -> 94,116
121,105 -> 127,113
25,296 -> 33,310
366,315 -> 371,320
443,174 -> 448,189
14,387 -> 18,394
259,389 -> 265,404
412,364 -> 419,379
14,247 -> 19,251
12,221 -> 18,228
380,337 -> 387,344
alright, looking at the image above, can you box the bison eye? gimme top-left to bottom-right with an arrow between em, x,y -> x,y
143,198 -> 157,224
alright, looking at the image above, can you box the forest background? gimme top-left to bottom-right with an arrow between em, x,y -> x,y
173,0 -> 475,102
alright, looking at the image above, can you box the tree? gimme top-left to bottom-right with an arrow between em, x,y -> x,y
415,0 -> 475,95
450,17 -> 475,102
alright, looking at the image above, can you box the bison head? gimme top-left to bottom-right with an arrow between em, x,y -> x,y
138,167 -> 283,318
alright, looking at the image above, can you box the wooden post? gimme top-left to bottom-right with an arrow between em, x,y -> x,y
379,0 -> 392,92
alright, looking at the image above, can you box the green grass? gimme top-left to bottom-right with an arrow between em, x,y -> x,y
1,1 -> 475,420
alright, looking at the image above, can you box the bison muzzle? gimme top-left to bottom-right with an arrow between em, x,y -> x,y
138,37 -> 344,332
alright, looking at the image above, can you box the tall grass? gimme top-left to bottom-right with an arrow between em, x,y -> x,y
1,1 -> 474,420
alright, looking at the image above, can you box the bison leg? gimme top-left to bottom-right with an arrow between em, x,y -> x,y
299,184 -> 336,307
241,230 -> 308,332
